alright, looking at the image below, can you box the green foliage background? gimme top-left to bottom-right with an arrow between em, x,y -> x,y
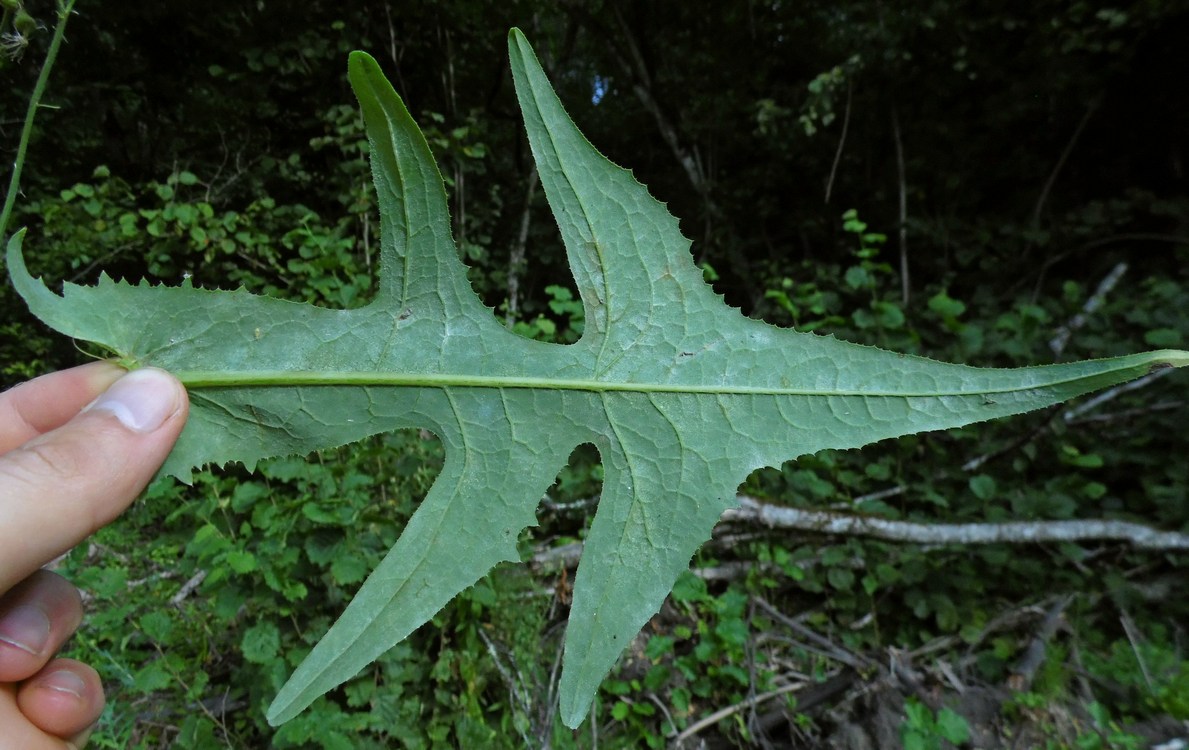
2,1 -> 1186,747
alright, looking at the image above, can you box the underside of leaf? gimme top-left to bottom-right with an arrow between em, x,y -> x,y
6,29 -> 1187,730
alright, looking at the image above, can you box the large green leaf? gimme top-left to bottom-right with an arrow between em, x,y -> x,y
7,30 -> 1186,728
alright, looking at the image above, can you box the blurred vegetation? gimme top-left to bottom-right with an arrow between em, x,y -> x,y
2,1 -> 1186,747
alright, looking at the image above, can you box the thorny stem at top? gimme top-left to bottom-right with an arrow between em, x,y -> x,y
0,0 -> 77,240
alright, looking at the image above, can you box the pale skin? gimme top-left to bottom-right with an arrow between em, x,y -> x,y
0,362 -> 188,749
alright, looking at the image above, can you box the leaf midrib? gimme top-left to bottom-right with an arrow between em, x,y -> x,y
173,369 -> 1100,397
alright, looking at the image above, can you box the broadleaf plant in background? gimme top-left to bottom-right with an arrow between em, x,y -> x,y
6,30 -> 1187,729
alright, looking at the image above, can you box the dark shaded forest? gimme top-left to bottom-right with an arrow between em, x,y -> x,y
2,1 -> 1187,747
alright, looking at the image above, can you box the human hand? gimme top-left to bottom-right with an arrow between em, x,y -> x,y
0,363 -> 187,749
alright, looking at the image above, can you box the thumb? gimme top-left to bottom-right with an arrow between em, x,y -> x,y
0,368 -> 188,592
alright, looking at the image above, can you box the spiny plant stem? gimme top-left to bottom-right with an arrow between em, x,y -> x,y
0,0 -> 77,240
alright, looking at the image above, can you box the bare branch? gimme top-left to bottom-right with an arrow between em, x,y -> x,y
1008,595 -> 1072,691
754,596 -> 873,670
1062,368 -> 1174,423
532,488 -> 1189,583
531,541 -> 583,569
726,494 -> 1189,550
1065,400 -> 1183,426
824,82 -> 852,204
530,541 -> 777,582
672,679 -> 808,748
601,9 -> 705,204
564,3 -> 765,297
1031,96 -> 1101,230
1049,261 -> 1128,356
1118,608 -> 1156,691
170,569 -> 208,606
891,102 -> 909,305
477,628 -> 535,747
963,364 -> 1172,473
963,261 -> 1170,473
851,484 -> 905,504
1027,233 -> 1188,302
505,168 -> 539,325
